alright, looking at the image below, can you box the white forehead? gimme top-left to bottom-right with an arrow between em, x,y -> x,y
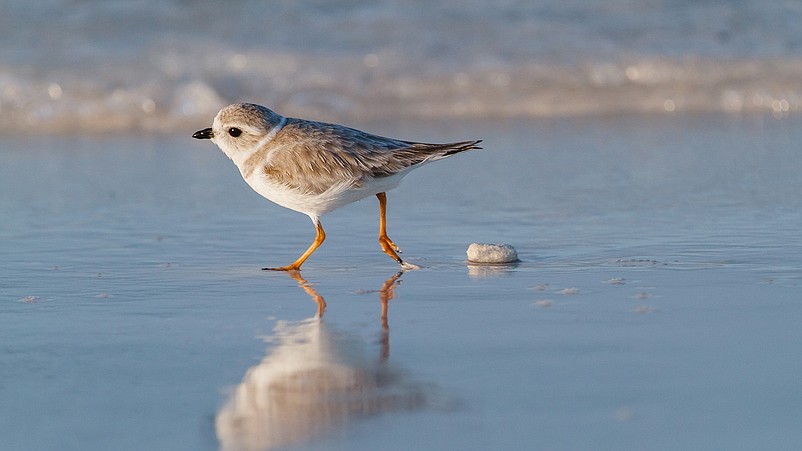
213,103 -> 280,131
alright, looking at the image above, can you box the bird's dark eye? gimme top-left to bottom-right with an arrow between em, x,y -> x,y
228,127 -> 242,137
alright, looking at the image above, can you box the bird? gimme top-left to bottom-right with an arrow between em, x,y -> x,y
192,103 -> 481,271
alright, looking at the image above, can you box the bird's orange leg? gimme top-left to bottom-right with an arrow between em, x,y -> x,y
376,192 -> 404,265
264,220 -> 326,271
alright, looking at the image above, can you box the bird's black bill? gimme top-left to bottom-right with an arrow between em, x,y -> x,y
192,128 -> 213,139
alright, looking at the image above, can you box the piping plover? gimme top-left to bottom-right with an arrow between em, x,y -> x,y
193,103 -> 481,270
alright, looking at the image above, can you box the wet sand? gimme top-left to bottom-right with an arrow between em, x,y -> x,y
2,114 -> 801,450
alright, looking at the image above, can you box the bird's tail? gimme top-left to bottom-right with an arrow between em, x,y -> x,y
381,139 -> 482,173
443,140 -> 483,156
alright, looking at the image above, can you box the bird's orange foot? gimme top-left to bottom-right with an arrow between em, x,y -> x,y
379,236 -> 403,262
385,237 -> 402,254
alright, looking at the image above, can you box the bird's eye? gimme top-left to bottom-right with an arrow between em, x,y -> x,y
228,127 -> 242,137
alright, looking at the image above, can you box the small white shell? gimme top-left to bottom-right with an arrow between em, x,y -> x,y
466,243 -> 519,264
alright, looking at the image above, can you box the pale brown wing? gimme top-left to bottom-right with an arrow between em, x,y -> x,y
263,119 -> 481,194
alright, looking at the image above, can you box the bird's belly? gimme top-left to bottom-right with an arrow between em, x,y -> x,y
243,173 -> 404,217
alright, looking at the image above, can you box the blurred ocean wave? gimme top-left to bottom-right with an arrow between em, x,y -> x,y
2,0 -> 801,134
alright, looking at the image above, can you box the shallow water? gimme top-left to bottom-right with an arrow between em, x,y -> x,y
2,114 -> 801,450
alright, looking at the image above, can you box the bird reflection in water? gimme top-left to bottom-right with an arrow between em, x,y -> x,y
216,271 -> 427,451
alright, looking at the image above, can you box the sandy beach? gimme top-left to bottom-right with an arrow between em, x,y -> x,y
2,113 -> 800,450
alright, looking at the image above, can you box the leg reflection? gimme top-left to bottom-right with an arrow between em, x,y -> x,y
378,271 -> 403,362
286,270 -> 327,318
379,271 -> 403,330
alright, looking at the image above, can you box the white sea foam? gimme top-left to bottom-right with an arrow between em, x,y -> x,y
2,0 -> 801,134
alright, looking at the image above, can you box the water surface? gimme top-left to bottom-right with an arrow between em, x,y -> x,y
2,114 -> 801,450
